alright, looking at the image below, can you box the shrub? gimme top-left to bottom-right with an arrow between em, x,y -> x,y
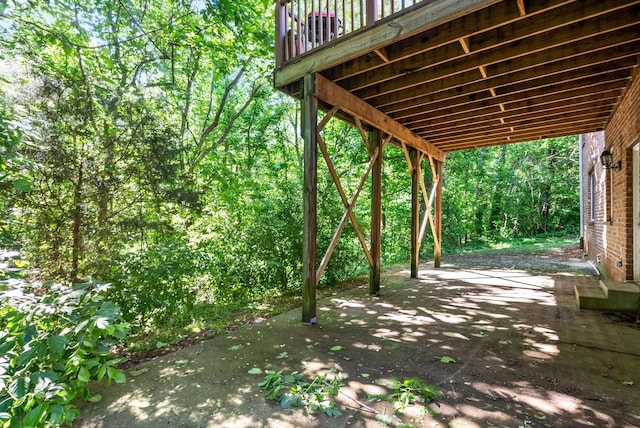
0,274 -> 129,427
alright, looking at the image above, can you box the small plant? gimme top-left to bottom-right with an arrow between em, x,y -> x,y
385,377 -> 442,413
259,370 -> 344,417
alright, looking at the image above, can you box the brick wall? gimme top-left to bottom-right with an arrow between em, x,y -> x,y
582,67 -> 640,281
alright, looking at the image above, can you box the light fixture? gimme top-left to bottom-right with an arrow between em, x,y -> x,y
600,149 -> 621,171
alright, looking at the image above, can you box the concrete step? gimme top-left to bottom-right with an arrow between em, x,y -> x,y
575,280 -> 640,311
599,279 -> 640,311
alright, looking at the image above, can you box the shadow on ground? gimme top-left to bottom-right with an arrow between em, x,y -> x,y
75,248 -> 640,427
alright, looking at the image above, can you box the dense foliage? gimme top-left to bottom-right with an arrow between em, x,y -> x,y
0,268 -> 129,427
1,1 -> 580,423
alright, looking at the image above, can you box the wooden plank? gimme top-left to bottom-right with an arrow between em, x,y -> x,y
355,11 -> 640,100
375,41 -> 640,112
301,73 -> 318,325
341,0 -> 611,91
415,99 -> 620,139
274,0 -> 501,88
313,74 -> 445,161
432,120 -> 607,151
323,0 -> 567,82
409,90 -> 622,131
403,74 -> 630,127
425,111 -> 609,145
441,124 -> 599,151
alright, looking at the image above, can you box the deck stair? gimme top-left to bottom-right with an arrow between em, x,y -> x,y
575,279 -> 640,311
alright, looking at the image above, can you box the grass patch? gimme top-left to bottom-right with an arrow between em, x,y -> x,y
118,277 -> 368,366
442,234 -> 578,256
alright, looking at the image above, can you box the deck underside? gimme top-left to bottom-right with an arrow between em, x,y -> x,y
275,0 -> 640,153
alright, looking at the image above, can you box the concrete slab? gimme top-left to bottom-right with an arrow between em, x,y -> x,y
75,250 -> 640,427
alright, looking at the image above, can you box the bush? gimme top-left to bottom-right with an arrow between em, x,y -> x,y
0,273 -> 129,427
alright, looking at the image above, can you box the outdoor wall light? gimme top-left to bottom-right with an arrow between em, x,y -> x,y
600,150 -> 621,171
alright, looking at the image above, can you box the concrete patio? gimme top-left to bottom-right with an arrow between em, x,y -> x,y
75,249 -> 640,427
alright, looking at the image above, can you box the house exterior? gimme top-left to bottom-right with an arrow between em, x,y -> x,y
581,67 -> 640,285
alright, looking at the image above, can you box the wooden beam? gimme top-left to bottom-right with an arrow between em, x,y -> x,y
274,0 -> 500,88
342,0 -> 638,95
315,134 -> 375,283
301,73 -> 318,325
375,41 -> 640,112
406,85 -> 625,130
410,148 -> 421,278
323,0 -> 564,83
355,10 -> 640,100
425,111 -> 609,146
369,129 -> 384,296
517,0 -> 526,16
313,74 -> 445,161
434,159 -> 443,268
416,98 -> 619,139
438,123 -> 606,151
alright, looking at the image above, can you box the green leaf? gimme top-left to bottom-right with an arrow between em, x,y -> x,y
376,413 -> 394,425
622,381 -> 634,386
248,367 -> 263,375
130,367 -> 149,377
48,335 -> 68,356
107,367 -> 126,383
78,366 -> 90,383
49,405 -> 65,425
8,377 -> 30,400
87,394 -> 103,403
17,347 -> 37,368
23,402 -> 48,427
440,356 -> 456,364
12,178 -> 32,193
324,407 -> 342,417
330,345 -> 343,351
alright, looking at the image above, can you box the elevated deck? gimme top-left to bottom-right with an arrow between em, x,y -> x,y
275,0 -> 640,324
275,0 -> 640,152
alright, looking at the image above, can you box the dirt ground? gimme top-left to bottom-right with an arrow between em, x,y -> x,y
75,246 -> 640,427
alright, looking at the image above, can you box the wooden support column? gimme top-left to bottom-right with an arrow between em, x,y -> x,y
410,148 -> 420,278
369,129 -> 383,295
434,159 -> 443,268
301,73 -> 318,325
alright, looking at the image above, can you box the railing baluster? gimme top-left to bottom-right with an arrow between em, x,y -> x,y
278,0 -> 424,63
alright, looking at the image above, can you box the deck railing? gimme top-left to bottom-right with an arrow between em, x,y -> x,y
275,0 -> 423,66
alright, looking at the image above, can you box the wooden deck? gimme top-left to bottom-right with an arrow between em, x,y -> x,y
275,0 -> 640,152
274,0 -> 640,323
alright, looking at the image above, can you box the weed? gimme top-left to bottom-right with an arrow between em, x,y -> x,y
385,377 -> 442,413
259,370 -> 345,417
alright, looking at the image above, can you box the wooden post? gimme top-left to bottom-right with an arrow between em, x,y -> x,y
369,128 -> 383,295
275,0 -> 286,66
366,0 -> 378,26
410,148 -> 420,278
301,73 -> 318,325
434,159 -> 443,268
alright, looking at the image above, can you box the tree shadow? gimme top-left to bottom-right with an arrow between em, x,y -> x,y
75,255 -> 640,427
